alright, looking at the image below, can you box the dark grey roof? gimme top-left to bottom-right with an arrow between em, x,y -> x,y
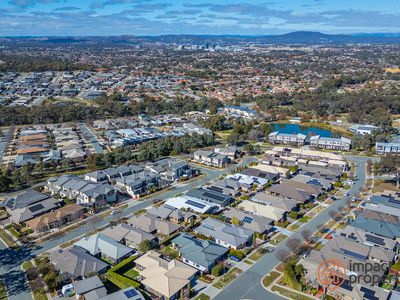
50,246 -> 108,278
4,190 -> 50,210
186,188 -> 233,206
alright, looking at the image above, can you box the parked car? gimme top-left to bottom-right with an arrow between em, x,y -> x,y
228,255 -> 241,262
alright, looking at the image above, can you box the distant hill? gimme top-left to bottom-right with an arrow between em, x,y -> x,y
2,31 -> 400,45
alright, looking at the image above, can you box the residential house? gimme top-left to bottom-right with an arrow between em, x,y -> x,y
193,150 -> 229,168
194,217 -> 254,250
268,180 -> 321,202
223,207 -> 273,234
50,246 -> 109,279
135,251 -> 197,300
114,171 -> 160,198
186,188 -> 234,207
240,168 -> 279,181
145,158 -> 193,182
163,196 -> 220,215
127,213 -> 182,236
336,226 -> 398,253
300,236 -> 395,288
376,142 -> 400,155
148,204 -> 196,224
349,124 -> 379,135
268,132 -> 306,146
98,288 -> 145,300
171,233 -> 229,273
349,210 -> 400,240
73,276 -> 108,300
224,173 -> 269,192
75,233 -> 133,263
365,194 -> 400,218
214,146 -> 238,159
102,223 -> 157,249
25,204 -> 84,233
218,105 -> 257,119
309,135 -> 351,151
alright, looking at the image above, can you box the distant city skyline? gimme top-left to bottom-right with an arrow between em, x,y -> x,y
1,0 -> 400,36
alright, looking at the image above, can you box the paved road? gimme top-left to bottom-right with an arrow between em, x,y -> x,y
0,157 -> 258,300
213,156 -> 369,300
0,128 -> 10,165
79,123 -> 104,154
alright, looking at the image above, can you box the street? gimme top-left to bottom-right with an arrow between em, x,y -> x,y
212,156 -> 368,300
0,156 -> 258,300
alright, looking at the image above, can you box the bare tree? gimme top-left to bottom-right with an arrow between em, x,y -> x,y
301,229 -> 313,244
275,248 -> 290,262
328,210 -> 337,220
285,237 -> 303,254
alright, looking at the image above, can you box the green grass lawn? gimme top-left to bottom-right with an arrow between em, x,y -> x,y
248,249 -> 266,261
391,259 -> 400,272
262,271 -> 280,288
299,216 -> 311,223
0,228 -> 17,248
270,234 -> 287,246
288,224 -> 299,231
32,288 -> 48,300
124,269 -> 139,280
213,268 -> 242,289
243,259 -> 253,265
22,261 -> 33,271
0,279 -> 8,300
271,285 -> 314,300
195,293 -> 210,300
160,245 -> 180,259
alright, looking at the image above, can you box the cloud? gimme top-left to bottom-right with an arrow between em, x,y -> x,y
53,6 -> 81,12
9,0 -> 61,8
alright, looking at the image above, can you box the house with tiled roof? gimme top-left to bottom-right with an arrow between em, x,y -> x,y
171,233 -> 229,272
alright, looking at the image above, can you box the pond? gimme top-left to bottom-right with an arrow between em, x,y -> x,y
272,123 -> 334,137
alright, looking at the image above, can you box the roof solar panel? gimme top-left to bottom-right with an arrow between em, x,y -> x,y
365,234 -> 385,246
29,203 -> 45,212
124,289 -> 138,298
186,200 -> 206,209
388,198 -> 400,206
243,216 -> 253,223
203,191 -> 226,202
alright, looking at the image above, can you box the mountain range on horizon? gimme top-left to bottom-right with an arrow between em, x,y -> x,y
2,31 -> 400,45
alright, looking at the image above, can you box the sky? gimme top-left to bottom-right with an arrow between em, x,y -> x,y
0,0 -> 400,36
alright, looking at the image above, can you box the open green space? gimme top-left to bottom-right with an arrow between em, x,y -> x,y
0,228 -> 17,248
160,245 -> 179,259
299,216 -> 311,223
248,248 -> 266,261
105,256 -> 141,289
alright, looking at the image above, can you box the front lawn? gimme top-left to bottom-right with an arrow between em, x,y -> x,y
299,216 -> 311,223
262,271 -> 280,288
0,279 -> 8,300
0,228 -> 17,248
213,267 -> 242,289
195,293 -> 210,300
270,234 -> 287,246
271,285 -> 314,300
248,248 -> 266,261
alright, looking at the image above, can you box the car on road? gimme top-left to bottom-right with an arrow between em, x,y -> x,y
111,210 -> 120,215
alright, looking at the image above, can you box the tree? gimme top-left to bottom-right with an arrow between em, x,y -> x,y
375,154 -> 400,188
138,240 -> 153,252
328,210 -> 337,220
275,248 -> 290,262
301,229 -> 313,244
283,258 -> 304,291
231,217 -> 240,226
211,263 -> 224,277
285,237 -> 303,254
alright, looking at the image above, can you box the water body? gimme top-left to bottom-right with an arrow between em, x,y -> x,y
273,123 -> 333,137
